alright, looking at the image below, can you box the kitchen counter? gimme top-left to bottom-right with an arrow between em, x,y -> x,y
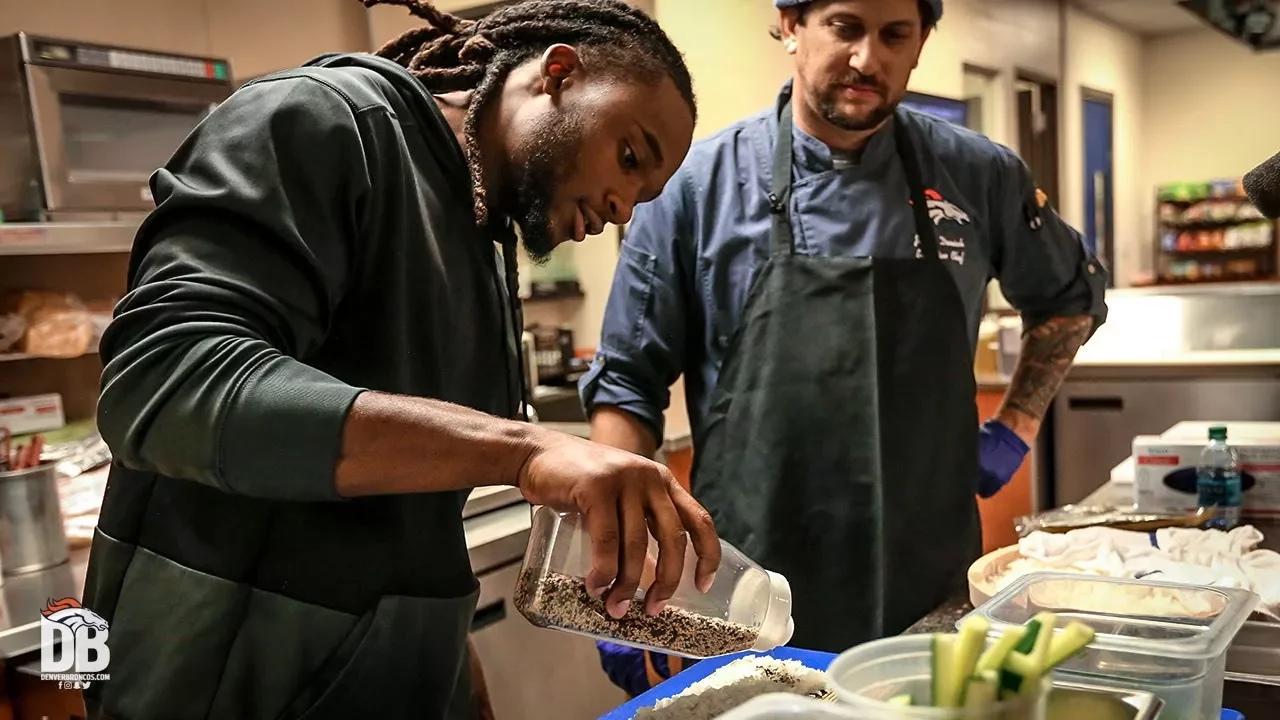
902,592 -> 974,635
1082,481 -> 1280,551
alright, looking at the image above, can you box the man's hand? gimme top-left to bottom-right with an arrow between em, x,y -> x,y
332,392 -> 720,621
516,429 -> 720,621
977,419 -> 1029,498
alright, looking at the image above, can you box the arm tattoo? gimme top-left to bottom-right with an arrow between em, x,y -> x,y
1002,316 -> 1093,423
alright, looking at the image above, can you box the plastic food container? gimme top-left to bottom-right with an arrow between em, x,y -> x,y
826,634 -> 1052,719
717,685 -> 1166,720
959,572 -> 1259,720
513,506 -> 793,659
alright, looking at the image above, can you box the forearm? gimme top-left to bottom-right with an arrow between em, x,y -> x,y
996,315 -> 1093,443
336,391 -> 544,497
590,405 -> 660,459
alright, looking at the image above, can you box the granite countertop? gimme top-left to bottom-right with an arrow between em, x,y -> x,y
902,593 -> 974,636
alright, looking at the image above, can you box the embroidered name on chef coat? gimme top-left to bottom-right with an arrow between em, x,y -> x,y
912,188 -> 971,265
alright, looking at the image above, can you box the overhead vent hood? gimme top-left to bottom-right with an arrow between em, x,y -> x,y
1178,0 -> 1280,50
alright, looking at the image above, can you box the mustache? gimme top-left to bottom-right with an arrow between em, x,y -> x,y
833,72 -> 886,95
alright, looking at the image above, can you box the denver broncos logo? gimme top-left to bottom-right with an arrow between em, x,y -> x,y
41,597 -> 109,633
922,189 -> 971,226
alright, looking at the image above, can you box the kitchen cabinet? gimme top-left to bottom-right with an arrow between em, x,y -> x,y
470,560 -> 626,720
1047,364 -> 1280,508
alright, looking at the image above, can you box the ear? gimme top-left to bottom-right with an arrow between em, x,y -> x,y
539,44 -> 582,98
778,9 -> 802,55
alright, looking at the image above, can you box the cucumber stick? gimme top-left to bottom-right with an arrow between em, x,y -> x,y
946,616 -> 989,707
1045,621 -> 1096,669
923,615 -> 1095,709
998,612 -> 1055,699
975,625 -> 1026,675
931,634 -> 957,707
887,694 -> 913,706
964,670 -> 999,708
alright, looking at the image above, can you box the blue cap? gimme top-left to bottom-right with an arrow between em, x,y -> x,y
775,0 -> 943,24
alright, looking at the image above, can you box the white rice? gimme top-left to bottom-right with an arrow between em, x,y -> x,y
632,655 -> 828,720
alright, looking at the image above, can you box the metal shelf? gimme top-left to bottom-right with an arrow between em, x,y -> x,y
0,222 -> 136,256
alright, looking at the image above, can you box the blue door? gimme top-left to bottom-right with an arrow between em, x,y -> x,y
1083,96 -> 1114,286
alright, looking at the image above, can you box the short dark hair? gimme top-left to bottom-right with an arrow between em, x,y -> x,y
363,0 -> 697,227
769,0 -> 938,41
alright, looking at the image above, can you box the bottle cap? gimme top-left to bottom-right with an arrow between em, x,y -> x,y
1209,425 -> 1228,441
751,570 -> 795,651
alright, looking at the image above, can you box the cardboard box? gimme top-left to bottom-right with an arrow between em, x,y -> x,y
1133,425 -> 1280,517
0,393 -> 65,436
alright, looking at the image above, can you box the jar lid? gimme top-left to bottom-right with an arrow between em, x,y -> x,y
752,570 -> 795,651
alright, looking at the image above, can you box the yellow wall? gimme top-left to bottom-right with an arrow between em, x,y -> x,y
1,0 -> 370,82
1061,7 -> 1145,284
1140,28 -> 1280,242
1059,18 -> 1280,286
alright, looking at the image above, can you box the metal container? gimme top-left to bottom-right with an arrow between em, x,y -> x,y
1048,681 -> 1164,720
0,463 -> 69,576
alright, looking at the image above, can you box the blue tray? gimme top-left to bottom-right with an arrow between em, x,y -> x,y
599,647 -> 1245,720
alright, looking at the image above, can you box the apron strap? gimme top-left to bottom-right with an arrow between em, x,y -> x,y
892,110 -> 943,261
768,97 -> 943,261
769,101 -> 798,256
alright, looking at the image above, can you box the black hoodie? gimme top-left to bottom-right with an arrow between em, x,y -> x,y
83,53 -> 522,720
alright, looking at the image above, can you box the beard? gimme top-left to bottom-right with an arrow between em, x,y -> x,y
506,113 -> 585,266
814,73 -> 897,132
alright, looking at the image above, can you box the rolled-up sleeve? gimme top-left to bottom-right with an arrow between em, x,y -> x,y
988,146 -> 1108,336
579,169 -> 693,442
96,75 -> 373,502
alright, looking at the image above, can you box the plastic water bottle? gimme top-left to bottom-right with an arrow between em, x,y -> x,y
1196,425 -> 1242,531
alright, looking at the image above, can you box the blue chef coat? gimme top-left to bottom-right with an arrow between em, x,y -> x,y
580,82 -> 1108,446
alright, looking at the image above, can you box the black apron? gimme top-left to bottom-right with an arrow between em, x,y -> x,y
690,94 -> 983,653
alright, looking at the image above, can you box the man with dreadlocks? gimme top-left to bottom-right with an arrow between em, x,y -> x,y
80,1 -> 717,718
586,0 -> 1109,696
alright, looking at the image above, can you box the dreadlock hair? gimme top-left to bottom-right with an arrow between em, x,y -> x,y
363,0 -> 697,227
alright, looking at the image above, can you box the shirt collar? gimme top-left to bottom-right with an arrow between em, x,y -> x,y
775,80 -> 898,175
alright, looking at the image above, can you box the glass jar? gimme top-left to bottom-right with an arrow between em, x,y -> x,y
513,506 -> 794,658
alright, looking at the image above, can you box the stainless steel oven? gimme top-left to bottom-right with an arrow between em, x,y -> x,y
0,33 -> 233,221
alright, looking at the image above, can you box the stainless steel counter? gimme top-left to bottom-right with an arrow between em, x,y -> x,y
0,549 -> 89,659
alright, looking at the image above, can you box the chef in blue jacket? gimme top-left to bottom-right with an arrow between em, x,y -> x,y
584,0 -> 1109,695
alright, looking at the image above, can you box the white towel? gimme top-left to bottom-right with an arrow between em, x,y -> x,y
1000,526 -> 1280,620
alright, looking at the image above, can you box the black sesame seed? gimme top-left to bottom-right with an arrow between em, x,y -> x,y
514,570 -> 759,658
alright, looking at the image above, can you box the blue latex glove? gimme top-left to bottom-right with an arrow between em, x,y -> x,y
978,418 -> 1029,498
596,641 -> 651,698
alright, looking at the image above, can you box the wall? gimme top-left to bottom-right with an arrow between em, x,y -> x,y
0,0 -> 370,82
1061,5 -> 1144,284
1140,27 -> 1280,265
